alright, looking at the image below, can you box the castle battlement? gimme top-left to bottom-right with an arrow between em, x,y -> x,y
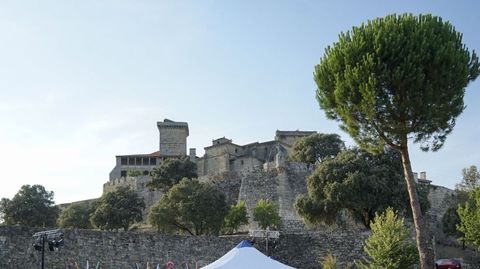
103,175 -> 153,192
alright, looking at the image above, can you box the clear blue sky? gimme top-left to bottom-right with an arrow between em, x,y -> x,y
1,0 -> 479,204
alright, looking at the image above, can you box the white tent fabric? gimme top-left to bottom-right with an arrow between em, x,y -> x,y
201,240 -> 296,269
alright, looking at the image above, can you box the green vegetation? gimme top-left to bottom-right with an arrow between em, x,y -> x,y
357,208 -> 418,269
295,148 -> 429,228
127,170 -> 143,177
90,186 -> 145,231
147,157 -> 197,190
223,200 -> 249,234
252,199 -> 280,230
0,185 -> 59,227
289,133 -> 344,164
149,179 -> 228,235
442,165 -> 479,241
457,188 -> 480,251
319,253 -> 338,269
314,13 -> 479,268
58,201 -> 96,229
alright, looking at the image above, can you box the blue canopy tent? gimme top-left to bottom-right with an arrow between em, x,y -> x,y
201,240 -> 296,269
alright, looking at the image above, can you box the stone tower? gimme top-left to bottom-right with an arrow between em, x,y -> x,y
157,119 -> 189,156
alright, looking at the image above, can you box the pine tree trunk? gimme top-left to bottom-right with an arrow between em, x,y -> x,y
400,145 -> 434,269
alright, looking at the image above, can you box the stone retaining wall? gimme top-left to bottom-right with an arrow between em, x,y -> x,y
0,226 -> 367,269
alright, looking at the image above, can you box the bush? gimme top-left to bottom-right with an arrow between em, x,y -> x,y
356,208 -> 418,269
223,200 -> 249,234
320,253 -> 338,269
252,199 -> 280,230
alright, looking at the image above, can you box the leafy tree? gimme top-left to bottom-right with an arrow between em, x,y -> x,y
149,179 -> 228,235
147,157 -> 197,190
0,185 -> 59,227
90,186 -> 145,231
442,167 -> 479,242
357,208 -> 418,269
289,133 -> 345,164
252,199 -> 281,230
457,188 -> 480,251
314,13 -> 479,268
223,200 -> 249,234
442,187 -> 469,239
58,201 -> 96,229
295,149 -> 428,228
456,165 -> 480,192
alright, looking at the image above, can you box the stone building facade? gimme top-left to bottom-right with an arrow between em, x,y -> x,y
196,130 -> 316,176
108,119 -> 193,181
108,119 -> 315,182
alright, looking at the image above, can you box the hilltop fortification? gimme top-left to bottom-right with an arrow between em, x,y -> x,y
105,119 -> 317,231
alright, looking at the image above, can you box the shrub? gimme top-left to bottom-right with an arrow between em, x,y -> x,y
356,208 -> 418,269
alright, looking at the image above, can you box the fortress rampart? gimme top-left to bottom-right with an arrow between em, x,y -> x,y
0,226 -> 368,269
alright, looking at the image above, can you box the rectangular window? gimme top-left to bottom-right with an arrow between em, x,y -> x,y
135,157 -> 141,165
128,158 -> 134,165
121,157 -> 127,165
142,158 -> 149,166
150,158 -> 156,165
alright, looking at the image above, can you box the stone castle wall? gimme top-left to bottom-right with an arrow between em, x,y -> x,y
103,176 -> 163,217
0,226 -> 367,269
238,168 -> 281,230
101,161 -> 452,236
426,185 -> 457,244
235,162 -> 314,231
427,185 -> 456,223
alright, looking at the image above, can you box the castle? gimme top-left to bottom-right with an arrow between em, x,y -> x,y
103,119 -> 433,231
108,119 -> 315,181
104,119 -> 317,230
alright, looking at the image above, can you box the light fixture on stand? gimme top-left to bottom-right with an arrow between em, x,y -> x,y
32,229 -> 64,269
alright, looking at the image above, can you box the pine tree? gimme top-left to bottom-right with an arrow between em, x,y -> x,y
314,14 -> 480,268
